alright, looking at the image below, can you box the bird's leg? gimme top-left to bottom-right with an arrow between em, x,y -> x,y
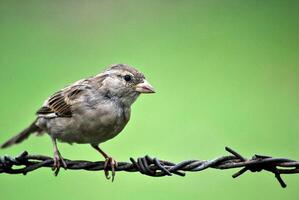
91,144 -> 118,181
51,137 -> 67,175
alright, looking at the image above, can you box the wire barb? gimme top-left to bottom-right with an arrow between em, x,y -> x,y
1,147 -> 298,188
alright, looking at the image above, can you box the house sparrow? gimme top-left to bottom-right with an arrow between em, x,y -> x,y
1,64 -> 155,180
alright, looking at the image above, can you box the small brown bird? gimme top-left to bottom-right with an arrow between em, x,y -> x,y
1,64 -> 155,180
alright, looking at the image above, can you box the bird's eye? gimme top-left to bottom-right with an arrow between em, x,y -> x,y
124,75 -> 132,82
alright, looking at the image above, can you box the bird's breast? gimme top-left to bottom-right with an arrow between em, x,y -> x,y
69,100 -> 131,143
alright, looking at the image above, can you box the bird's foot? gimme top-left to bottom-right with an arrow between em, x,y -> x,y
104,157 -> 118,182
52,152 -> 67,176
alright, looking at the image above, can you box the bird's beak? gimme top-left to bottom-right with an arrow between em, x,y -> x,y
135,79 -> 155,93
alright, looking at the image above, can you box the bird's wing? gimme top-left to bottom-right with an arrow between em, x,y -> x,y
36,83 -> 92,118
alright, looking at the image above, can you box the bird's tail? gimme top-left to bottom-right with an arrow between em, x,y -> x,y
1,119 -> 40,148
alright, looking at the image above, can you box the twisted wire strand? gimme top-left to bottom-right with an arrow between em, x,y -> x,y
1,147 -> 298,188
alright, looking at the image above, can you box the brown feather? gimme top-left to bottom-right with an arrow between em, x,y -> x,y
1,120 -> 41,148
37,79 -> 94,118
37,91 -> 72,117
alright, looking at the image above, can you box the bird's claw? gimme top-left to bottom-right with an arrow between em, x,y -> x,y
52,152 -> 67,176
104,157 -> 118,182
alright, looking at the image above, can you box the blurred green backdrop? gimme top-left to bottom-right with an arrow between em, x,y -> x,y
0,0 -> 298,199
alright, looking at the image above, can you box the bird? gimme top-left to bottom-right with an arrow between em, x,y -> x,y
1,64 -> 155,180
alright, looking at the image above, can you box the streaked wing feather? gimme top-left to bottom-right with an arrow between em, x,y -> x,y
37,84 -> 90,117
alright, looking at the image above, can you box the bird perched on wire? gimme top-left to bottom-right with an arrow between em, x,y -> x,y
1,64 -> 155,181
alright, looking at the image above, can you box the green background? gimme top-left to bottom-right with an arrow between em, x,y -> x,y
0,0 -> 298,199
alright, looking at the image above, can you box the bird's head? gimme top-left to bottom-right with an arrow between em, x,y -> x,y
97,64 -> 155,106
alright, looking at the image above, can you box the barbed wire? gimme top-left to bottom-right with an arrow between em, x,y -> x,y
1,147 -> 298,188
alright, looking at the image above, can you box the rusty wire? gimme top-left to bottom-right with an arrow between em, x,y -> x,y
1,147 -> 299,188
